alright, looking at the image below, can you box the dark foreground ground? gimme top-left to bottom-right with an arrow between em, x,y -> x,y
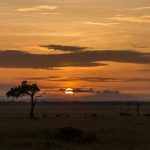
0,102 -> 150,150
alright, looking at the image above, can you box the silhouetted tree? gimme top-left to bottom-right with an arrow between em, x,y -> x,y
6,81 -> 43,119
135,102 -> 142,116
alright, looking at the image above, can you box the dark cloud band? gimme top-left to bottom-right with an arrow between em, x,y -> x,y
0,49 -> 149,69
41,45 -> 87,52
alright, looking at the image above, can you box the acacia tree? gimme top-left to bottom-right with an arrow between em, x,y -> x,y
6,81 -> 43,119
135,102 -> 142,116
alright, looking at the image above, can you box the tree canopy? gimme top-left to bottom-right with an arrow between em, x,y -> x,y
6,81 -> 40,98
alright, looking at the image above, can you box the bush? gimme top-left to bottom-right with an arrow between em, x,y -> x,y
44,127 -> 96,143
42,141 -> 63,149
145,113 -> 150,116
91,114 -> 97,117
14,142 -> 32,148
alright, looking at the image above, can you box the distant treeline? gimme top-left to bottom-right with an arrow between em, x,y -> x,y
0,101 -> 150,106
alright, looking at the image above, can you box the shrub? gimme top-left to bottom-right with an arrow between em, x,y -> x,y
145,113 -> 150,116
91,114 -> 97,117
14,142 -> 32,148
44,127 -> 96,143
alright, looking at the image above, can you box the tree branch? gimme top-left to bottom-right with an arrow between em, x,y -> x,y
33,91 -> 46,106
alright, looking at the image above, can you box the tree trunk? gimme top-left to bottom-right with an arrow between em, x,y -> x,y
137,105 -> 140,116
30,96 -> 35,119
136,103 -> 141,116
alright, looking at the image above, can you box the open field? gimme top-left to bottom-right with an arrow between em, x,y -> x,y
0,102 -> 150,150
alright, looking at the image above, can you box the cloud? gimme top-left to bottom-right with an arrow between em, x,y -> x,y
38,12 -> 63,15
0,49 -> 150,69
131,44 -> 149,49
134,6 -> 150,10
78,77 -> 119,82
138,70 -> 150,72
59,88 -> 96,93
47,77 -> 119,82
17,5 -> 58,12
0,32 -> 83,37
56,88 -> 149,102
24,76 -> 61,80
24,76 -> 150,83
41,45 -> 87,52
124,78 -> 150,82
111,15 -> 150,23
121,6 -> 150,11
0,50 -> 106,69
24,76 -> 119,83
84,21 -> 119,26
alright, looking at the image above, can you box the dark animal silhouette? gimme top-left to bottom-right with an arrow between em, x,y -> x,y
55,114 -> 61,117
91,113 -> 97,118
120,112 -> 132,116
42,113 -> 48,118
64,114 -> 70,118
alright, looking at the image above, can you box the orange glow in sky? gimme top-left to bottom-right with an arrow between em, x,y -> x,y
0,0 -> 149,97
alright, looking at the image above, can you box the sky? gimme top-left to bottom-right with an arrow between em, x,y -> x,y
0,0 -> 150,99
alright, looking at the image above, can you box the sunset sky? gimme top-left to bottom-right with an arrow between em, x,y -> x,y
0,0 -> 150,97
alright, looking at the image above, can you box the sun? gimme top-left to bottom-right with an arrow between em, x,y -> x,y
65,88 -> 74,94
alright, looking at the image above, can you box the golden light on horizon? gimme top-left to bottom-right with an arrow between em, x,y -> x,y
65,88 -> 74,94
0,0 -> 149,96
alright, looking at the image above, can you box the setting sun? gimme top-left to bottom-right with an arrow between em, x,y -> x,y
65,88 -> 74,94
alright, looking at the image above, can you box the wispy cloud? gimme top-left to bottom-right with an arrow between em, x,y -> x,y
23,76 -> 61,80
111,15 -> 150,23
120,6 -> 150,11
24,76 -> 119,82
84,21 -> 119,26
38,12 -> 63,15
17,5 -> 58,12
24,76 -> 150,83
134,6 -> 150,10
138,69 -> 150,72
125,78 -> 150,82
48,77 -> 119,82
0,32 -> 83,37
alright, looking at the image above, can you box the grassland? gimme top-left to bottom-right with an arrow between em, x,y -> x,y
0,102 -> 150,150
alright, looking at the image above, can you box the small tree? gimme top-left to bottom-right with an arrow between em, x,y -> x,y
135,102 -> 142,116
6,81 -> 42,119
